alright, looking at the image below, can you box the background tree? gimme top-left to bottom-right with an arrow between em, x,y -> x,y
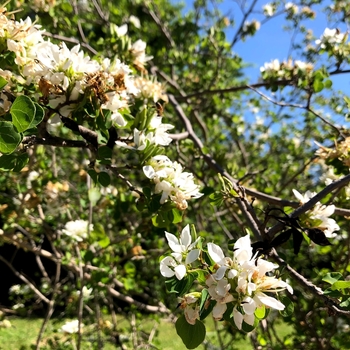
1,0 -> 350,349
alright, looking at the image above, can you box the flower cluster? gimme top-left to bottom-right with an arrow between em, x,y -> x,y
0,8 -> 153,126
293,189 -> 340,238
263,3 -> 276,17
0,7 -> 202,210
62,220 -> 93,242
315,28 -> 347,50
260,59 -> 314,81
160,226 -> 292,330
315,138 -> 350,167
143,156 -> 203,210
320,166 -> 350,199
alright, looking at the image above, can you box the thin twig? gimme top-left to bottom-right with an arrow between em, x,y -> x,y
0,255 -> 50,304
271,250 -> 350,315
267,173 -> 350,239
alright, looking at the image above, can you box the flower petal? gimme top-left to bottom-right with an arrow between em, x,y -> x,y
207,243 -> 225,263
174,264 -> 187,280
186,249 -> 200,264
180,224 -> 191,248
256,292 -> 285,310
165,232 -> 182,253
212,302 -> 227,320
233,308 -> 243,330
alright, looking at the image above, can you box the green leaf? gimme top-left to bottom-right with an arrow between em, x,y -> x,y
0,76 -> 8,90
175,315 -> 206,349
165,274 -> 195,296
10,95 -> 41,133
242,317 -> 258,332
324,80 -> 332,89
98,236 -> 110,248
88,169 -> 98,183
98,172 -> 111,187
209,191 -> 224,206
313,80 -> 324,93
171,208 -> 183,223
0,154 -> 16,170
30,102 -> 44,129
98,146 -> 112,160
255,305 -> 267,320
339,297 -> 350,309
279,296 -> 294,317
88,187 -> 101,206
0,121 -> 22,154
13,153 -> 29,172
331,281 -> 350,290
152,212 -> 169,227
322,272 -> 344,285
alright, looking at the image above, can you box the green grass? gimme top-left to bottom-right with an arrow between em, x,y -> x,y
0,315 -> 255,349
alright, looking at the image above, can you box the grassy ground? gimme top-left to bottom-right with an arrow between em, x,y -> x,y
0,315 -> 255,350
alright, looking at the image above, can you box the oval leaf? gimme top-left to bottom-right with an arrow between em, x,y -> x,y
98,172 -> 111,187
175,315 -> 206,349
0,121 -> 22,154
10,95 -> 36,133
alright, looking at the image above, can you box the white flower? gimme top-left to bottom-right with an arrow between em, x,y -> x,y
206,275 -> 234,320
143,155 -> 202,209
9,285 -> 21,295
315,28 -> 346,49
115,24 -> 128,37
61,320 -> 84,334
260,59 -> 280,73
285,2 -> 299,14
129,15 -> 141,29
263,3 -> 275,16
76,286 -> 93,299
62,220 -> 93,242
180,293 -> 201,325
160,225 -> 200,280
292,189 -> 340,238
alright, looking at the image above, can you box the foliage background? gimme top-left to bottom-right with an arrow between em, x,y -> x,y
1,0 -> 350,349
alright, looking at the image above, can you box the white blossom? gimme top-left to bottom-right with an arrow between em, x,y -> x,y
292,189 -> 340,238
160,225 -> 200,280
62,220 -> 93,242
60,320 -> 84,334
143,155 -> 202,210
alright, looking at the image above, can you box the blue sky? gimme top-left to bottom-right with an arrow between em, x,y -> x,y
179,0 -> 350,91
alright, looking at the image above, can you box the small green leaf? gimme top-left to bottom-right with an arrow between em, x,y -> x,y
13,153 -> 29,172
152,212 -> 169,227
0,121 -> 22,154
324,80 -> 332,89
10,95 -> 37,133
322,272 -> 344,285
242,317 -> 258,332
98,236 -> 110,248
339,297 -> 350,309
0,76 -> 8,90
331,281 -> 350,290
175,315 -> 206,349
171,208 -> 183,224
98,146 -> 112,159
88,187 -> 101,206
0,154 -> 16,170
279,296 -> 294,317
29,102 -> 44,129
88,169 -> 98,183
98,172 -> 111,187
255,305 -> 267,319
313,80 -> 324,93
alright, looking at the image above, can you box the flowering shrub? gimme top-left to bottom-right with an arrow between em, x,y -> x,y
160,226 -> 292,347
